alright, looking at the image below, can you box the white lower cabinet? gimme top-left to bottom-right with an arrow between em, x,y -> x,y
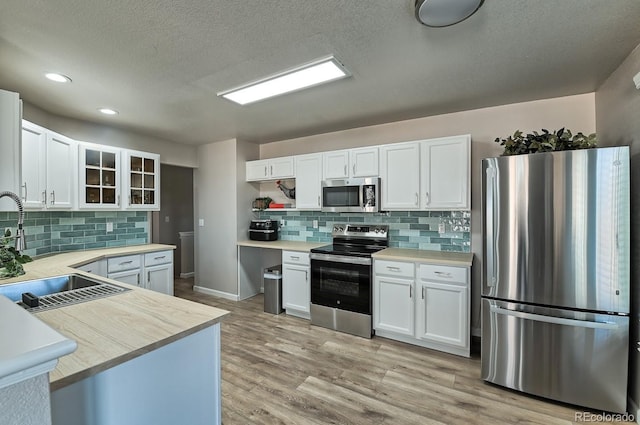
282,250 -> 310,319
373,259 -> 470,357
80,250 -> 174,295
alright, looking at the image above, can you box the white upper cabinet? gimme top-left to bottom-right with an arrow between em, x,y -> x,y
21,120 -> 76,209
379,142 -> 421,210
323,147 -> 379,179
294,153 -> 322,210
420,135 -> 470,210
0,89 -> 21,212
246,157 -> 294,181
123,150 -> 160,210
78,143 -> 121,209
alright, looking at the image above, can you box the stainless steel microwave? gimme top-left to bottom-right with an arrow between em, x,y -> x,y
321,177 -> 380,213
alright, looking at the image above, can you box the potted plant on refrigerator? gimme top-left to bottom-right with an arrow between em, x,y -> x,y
495,128 -> 597,156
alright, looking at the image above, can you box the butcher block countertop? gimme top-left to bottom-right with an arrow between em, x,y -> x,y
373,248 -> 473,267
0,244 -> 229,391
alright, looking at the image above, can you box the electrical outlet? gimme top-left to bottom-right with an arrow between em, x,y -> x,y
312,220 -> 318,229
280,218 -> 285,227
164,216 -> 170,223
106,222 -> 114,233
438,222 -> 446,234
198,219 -> 205,227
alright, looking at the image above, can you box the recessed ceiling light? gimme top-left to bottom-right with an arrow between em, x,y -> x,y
218,56 -> 350,105
45,73 -> 72,83
98,108 -> 118,115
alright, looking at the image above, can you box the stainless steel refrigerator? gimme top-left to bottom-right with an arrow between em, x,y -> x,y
481,147 -> 630,413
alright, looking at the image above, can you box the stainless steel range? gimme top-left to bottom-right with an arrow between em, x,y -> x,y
310,224 -> 389,338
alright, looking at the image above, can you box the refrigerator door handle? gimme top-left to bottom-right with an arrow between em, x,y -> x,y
485,167 -> 498,287
490,305 -> 619,330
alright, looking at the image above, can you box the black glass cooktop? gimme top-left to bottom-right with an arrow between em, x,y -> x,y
311,243 -> 387,258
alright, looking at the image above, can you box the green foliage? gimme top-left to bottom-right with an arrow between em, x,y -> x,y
0,229 -> 32,279
495,128 -> 597,156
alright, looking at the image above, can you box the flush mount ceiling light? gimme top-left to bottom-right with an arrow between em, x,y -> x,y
218,56 -> 349,105
98,108 -> 118,115
45,72 -> 72,83
415,0 -> 484,27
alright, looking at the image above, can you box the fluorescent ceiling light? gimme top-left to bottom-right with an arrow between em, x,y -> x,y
218,56 -> 349,105
45,73 -> 72,83
98,108 -> 118,115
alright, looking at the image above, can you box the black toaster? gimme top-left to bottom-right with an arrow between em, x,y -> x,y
249,220 -> 279,241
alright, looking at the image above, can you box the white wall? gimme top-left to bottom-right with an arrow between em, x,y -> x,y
595,42 -> 640,415
260,93 -> 597,334
193,139 -> 259,297
22,102 -> 197,168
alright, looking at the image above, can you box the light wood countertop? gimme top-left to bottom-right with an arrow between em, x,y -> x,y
237,240 -> 326,251
0,244 -> 229,391
373,248 -> 473,267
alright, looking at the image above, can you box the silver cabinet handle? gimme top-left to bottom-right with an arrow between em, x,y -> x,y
425,192 -> 430,205
119,260 -> 133,265
137,274 -> 140,285
117,194 -> 121,206
422,286 -> 425,299
290,256 -> 300,260
343,165 -> 347,176
409,286 -> 412,298
154,255 -> 166,260
128,195 -> 131,206
270,165 -> 273,175
434,271 -> 452,278
42,191 -> 46,205
386,266 -> 401,271
352,164 -> 356,175
50,190 -> 55,205
415,193 -> 419,206
147,271 -> 151,285
305,271 -> 308,281
317,195 -> 320,207
264,166 -> 267,177
22,182 -> 27,201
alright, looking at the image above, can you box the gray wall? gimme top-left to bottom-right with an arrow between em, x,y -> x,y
152,164 -> 194,276
595,42 -> 640,413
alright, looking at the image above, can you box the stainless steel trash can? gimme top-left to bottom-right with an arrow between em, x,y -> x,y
264,265 -> 283,314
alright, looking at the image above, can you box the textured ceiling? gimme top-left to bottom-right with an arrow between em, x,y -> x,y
1,0 -> 640,145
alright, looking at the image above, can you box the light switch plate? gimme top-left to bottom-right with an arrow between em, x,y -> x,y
164,216 -> 170,223
106,222 -> 113,232
198,219 -> 205,227
438,222 -> 446,234
312,220 -> 318,229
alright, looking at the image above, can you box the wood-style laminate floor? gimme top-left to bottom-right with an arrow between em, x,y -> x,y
174,278 -> 631,425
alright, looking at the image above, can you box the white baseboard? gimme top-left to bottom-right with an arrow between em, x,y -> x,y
193,285 -> 239,301
179,272 -> 194,278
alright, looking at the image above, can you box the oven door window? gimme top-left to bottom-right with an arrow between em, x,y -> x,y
311,259 -> 371,314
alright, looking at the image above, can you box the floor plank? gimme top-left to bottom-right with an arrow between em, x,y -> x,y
174,278 -> 632,425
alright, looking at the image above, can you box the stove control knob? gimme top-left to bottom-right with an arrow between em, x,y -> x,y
333,226 -> 339,232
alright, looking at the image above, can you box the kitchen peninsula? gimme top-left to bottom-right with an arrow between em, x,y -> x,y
0,244 -> 229,425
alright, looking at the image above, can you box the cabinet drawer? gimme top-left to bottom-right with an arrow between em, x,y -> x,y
282,250 -> 310,266
144,250 -> 173,267
107,254 -> 141,273
419,264 -> 467,284
374,260 -> 414,278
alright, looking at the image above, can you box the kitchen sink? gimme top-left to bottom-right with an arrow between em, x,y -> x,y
0,273 -> 129,312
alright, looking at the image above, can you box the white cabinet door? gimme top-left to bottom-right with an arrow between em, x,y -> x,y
373,275 -> 414,336
124,150 -> 160,210
323,150 -> 349,179
146,263 -> 174,295
380,142 -> 420,210
282,263 -> 310,316
246,157 -> 295,181
21,121 -> 47,208
421,135 -> 470,210
76,259 -> 107,277
79,144 -> 121,208
416,281 -> 468,347
295,153 -> 322,210
350,147 -> 378,177
108,269 -> 142,287
46,131 -> 76,209
269,157 -> 295,179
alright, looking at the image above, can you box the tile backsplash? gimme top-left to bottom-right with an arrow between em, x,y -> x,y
0,211 -> 149,257
256,210 -> 471,252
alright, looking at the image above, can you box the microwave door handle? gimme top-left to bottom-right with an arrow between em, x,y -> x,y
359,184 -> 364,209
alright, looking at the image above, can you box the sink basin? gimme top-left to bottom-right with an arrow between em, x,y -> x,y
0,273 -> 129,311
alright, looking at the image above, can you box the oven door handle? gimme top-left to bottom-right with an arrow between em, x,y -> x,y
310,253 -> 371,266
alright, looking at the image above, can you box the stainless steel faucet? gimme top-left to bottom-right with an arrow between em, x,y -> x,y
0,191 -> 27,251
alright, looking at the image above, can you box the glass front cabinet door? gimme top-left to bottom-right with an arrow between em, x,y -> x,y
124,150 -> 160,210
79,144 -> 121,208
